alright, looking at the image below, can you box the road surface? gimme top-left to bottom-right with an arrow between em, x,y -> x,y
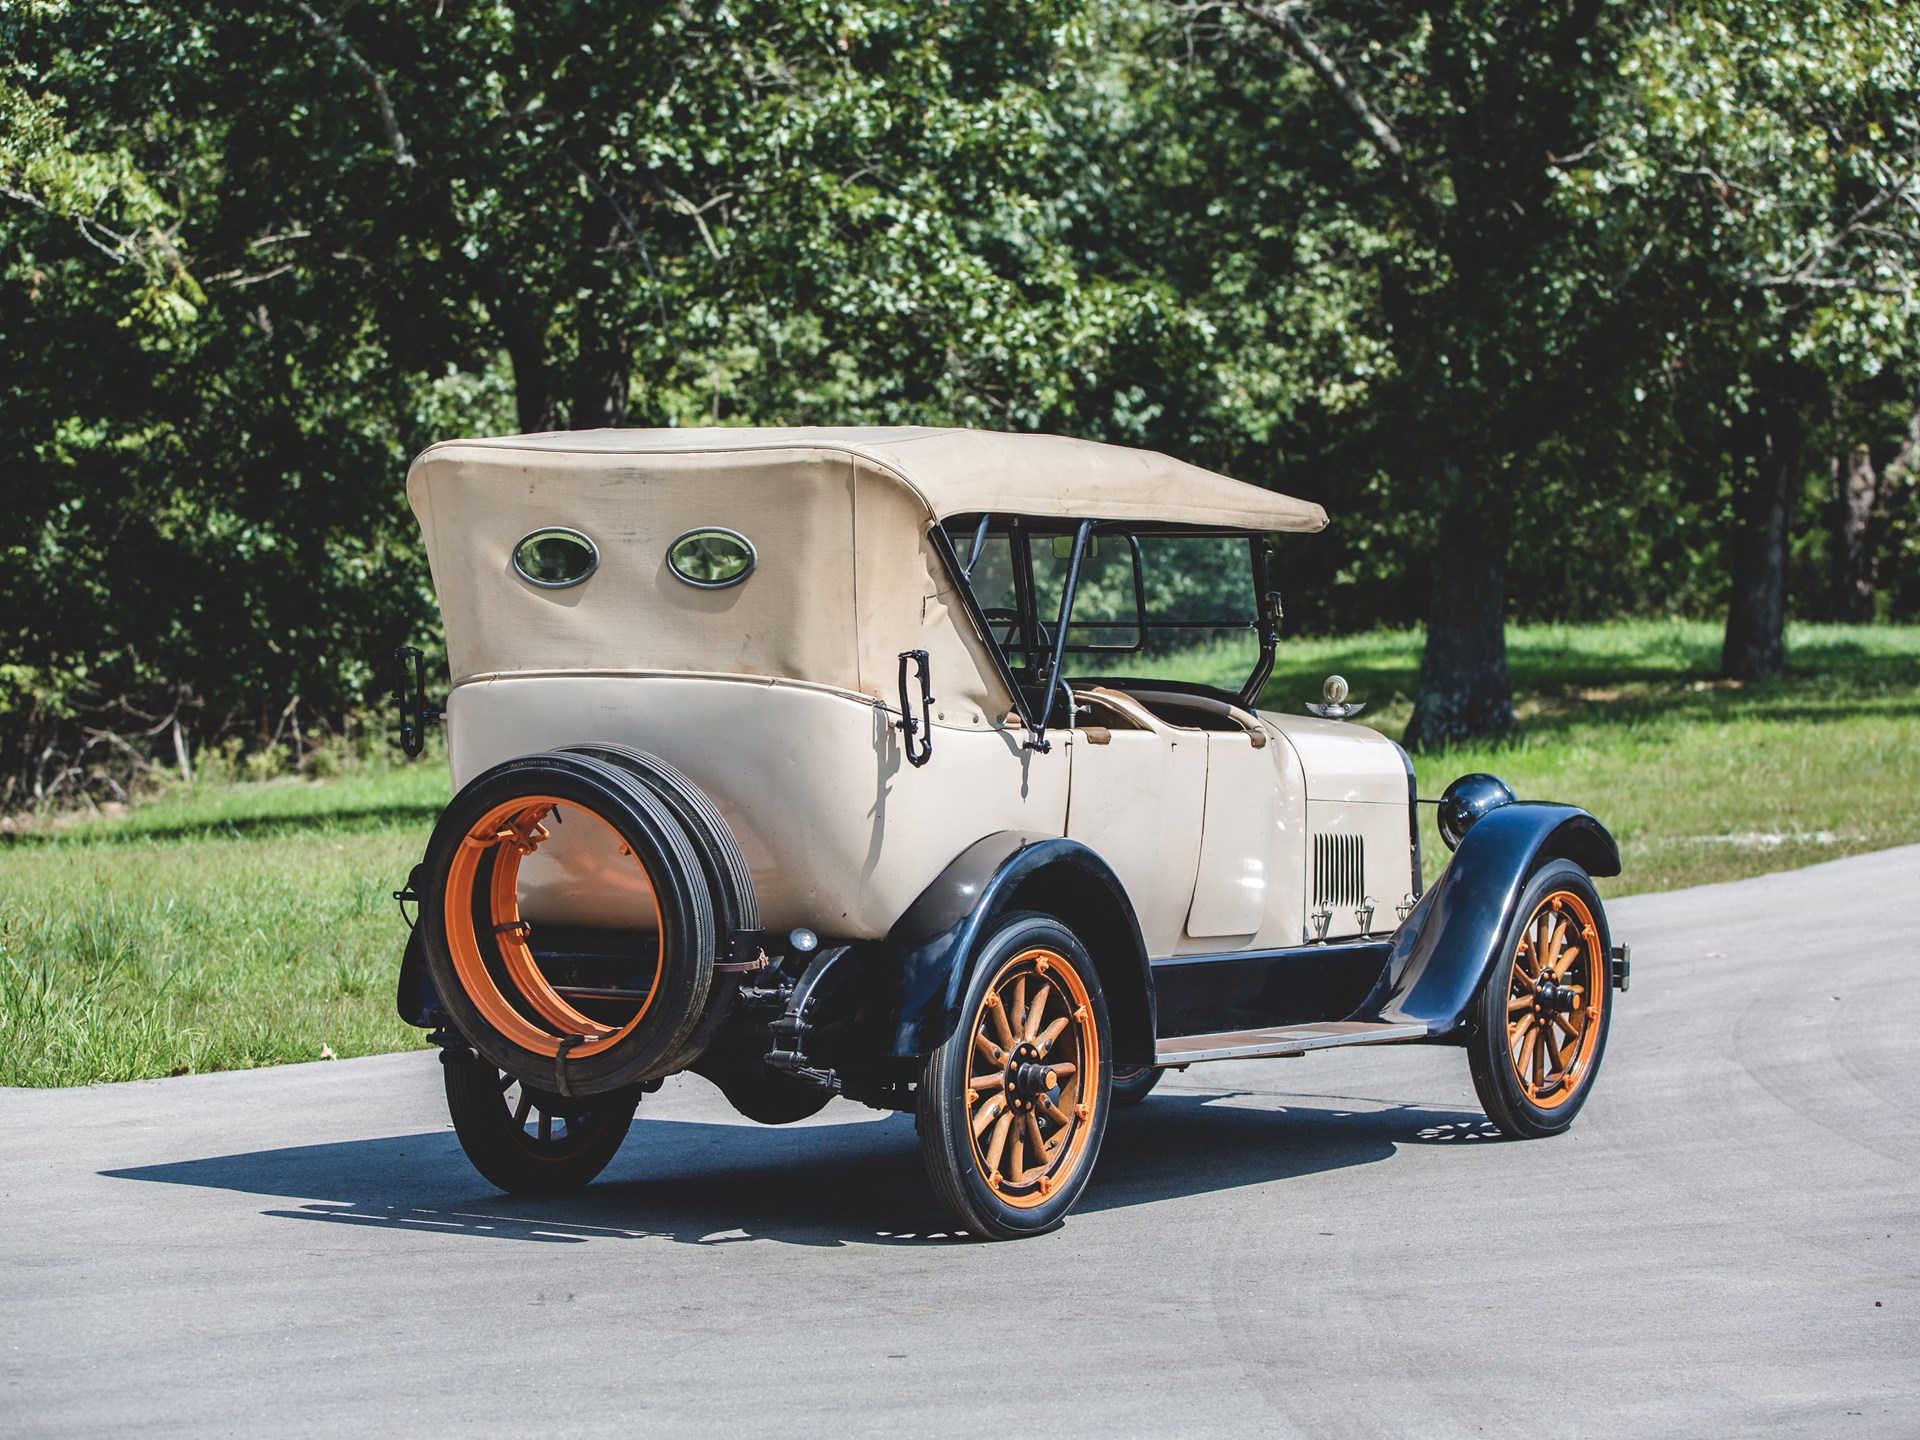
3,846 -> 1915,1437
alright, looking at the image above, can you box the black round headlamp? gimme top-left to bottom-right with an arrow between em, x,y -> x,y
1437,773 -> 1517,851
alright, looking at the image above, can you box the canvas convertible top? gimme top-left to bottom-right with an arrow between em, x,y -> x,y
408,426 -> 1323,715
412,426 -> 1328,534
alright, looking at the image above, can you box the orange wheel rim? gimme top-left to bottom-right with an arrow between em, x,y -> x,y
442,795 -> 664,1060
1504,890 -> 1604,1110
962,947 -> 1100,1209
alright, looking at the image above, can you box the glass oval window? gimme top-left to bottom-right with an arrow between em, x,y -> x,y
667,528 -> 755,589
512,528 -> 599,589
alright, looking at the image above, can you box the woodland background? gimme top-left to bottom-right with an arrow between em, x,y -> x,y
4,0 -> 1918,809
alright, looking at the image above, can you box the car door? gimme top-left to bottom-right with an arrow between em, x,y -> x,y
1185,727 -> 1276,939
1063,688 -> 1207,958
1109,688 -> 1281,943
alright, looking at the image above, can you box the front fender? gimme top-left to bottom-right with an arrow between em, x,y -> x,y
1373,803 -> 1619,1037
884,832 -> 1155,1065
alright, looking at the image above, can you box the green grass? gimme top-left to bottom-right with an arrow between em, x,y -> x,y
1238,619 -> 1920,895
2,620 -> 1915,1087
0,761 -> 450,1087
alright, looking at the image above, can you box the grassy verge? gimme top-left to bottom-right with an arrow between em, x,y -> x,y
2,620 -> 1915,1086
1,760 -> 450,1086
1243,619 -> 1920,893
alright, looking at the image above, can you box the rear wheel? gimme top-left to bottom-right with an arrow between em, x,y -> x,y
1467,860 -> 1613,1138
442,1049 -> 638,1194
917,913 -> 1111,1240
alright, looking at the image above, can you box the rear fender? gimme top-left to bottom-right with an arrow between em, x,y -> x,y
395,923 -> 445,1030
885,832 -> 1156,1066
1373,803 -> 1619,1037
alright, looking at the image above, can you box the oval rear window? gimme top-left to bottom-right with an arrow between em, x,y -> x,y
667,528 -> 755,589
512,528 -> 599,589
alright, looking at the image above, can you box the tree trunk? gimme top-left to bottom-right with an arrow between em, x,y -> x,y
1402,479 -> 1519,751
1721,392 -> 1803,680
570,304 -> 633,430
1888,400 -> 1920,487
486,287 -> 556,434
495,303 -> 556,433
1831,442 -> 1879,623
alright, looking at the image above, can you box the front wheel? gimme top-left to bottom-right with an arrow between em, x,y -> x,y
443,1049 -> 639,1193
1467,860 -> 1614,1139
917,912 -> 1112,1240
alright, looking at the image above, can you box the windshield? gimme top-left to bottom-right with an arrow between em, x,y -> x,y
943,517 -> 1273,707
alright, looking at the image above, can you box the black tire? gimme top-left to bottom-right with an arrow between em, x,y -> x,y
443,1049 -> 638,1194
1467,859 -> 1614,1139
557,744 -> 757,931
1110,1064 -> 1162,1107
419,751 -> 715,1096
559,744 -> 756,1074
917,912 -> 1112,1240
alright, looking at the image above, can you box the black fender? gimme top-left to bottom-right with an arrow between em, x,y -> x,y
1371,803 -> 1620,1038
395,923 -> 445,1029
394,861 -> 443,1029
884,832 -> 1156,1066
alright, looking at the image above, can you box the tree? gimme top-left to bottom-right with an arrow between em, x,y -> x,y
1563,0 -> 1920,677
0,1 -> 1117,800
155,1 -> 1100,433
1173,1 -> 1640,747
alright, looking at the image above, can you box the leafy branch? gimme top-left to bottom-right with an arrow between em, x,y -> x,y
285,0 -> 414,169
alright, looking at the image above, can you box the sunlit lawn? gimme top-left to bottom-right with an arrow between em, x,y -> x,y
3,620 -> 1915,1086
1,759 -> 451,1086
1240,619 -> 1920,894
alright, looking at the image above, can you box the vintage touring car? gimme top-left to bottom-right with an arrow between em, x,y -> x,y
394,427 -> 1628,1239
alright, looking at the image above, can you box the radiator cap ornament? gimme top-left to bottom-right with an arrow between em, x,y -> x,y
1306,674 -> 1366,720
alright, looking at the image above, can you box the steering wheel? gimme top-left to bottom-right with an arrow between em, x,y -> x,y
981,606 -> 1050,651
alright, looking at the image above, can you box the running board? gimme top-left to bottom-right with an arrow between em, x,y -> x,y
1155,1020 -> 1428,1066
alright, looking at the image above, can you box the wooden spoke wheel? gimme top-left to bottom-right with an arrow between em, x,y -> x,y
917,912 -> 1112,1239
442,1048 -> 639,1194
1468,859 -> 1614,1138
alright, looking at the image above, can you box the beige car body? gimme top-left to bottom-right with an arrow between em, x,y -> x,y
410,427 -> 1419,959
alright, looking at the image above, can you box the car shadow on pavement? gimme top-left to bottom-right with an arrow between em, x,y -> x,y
101,1090 -> 1491,1249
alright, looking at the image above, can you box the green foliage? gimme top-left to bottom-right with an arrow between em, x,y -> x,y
2,0 -> 1917,785
0,2 -> 202,327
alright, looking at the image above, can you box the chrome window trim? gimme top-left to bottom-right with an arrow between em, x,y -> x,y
666,527 -> 757,590
512,527 -> 601,589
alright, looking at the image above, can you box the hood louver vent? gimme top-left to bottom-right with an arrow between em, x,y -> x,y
1313,833 -> 1366,910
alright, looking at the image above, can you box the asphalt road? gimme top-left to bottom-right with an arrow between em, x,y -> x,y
4,846 -> 1916,1438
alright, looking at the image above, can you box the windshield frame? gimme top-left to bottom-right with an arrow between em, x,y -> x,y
932,514 -> 1281,749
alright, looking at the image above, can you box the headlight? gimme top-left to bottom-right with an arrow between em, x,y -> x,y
1437,773 -> 1516,850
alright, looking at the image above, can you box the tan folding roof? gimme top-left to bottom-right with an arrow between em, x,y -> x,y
418,426 -> 1328,533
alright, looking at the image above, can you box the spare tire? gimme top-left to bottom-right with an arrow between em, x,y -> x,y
558,744 -> 757,931
560,744 -> 757,1073
419,750 -> 716,1096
